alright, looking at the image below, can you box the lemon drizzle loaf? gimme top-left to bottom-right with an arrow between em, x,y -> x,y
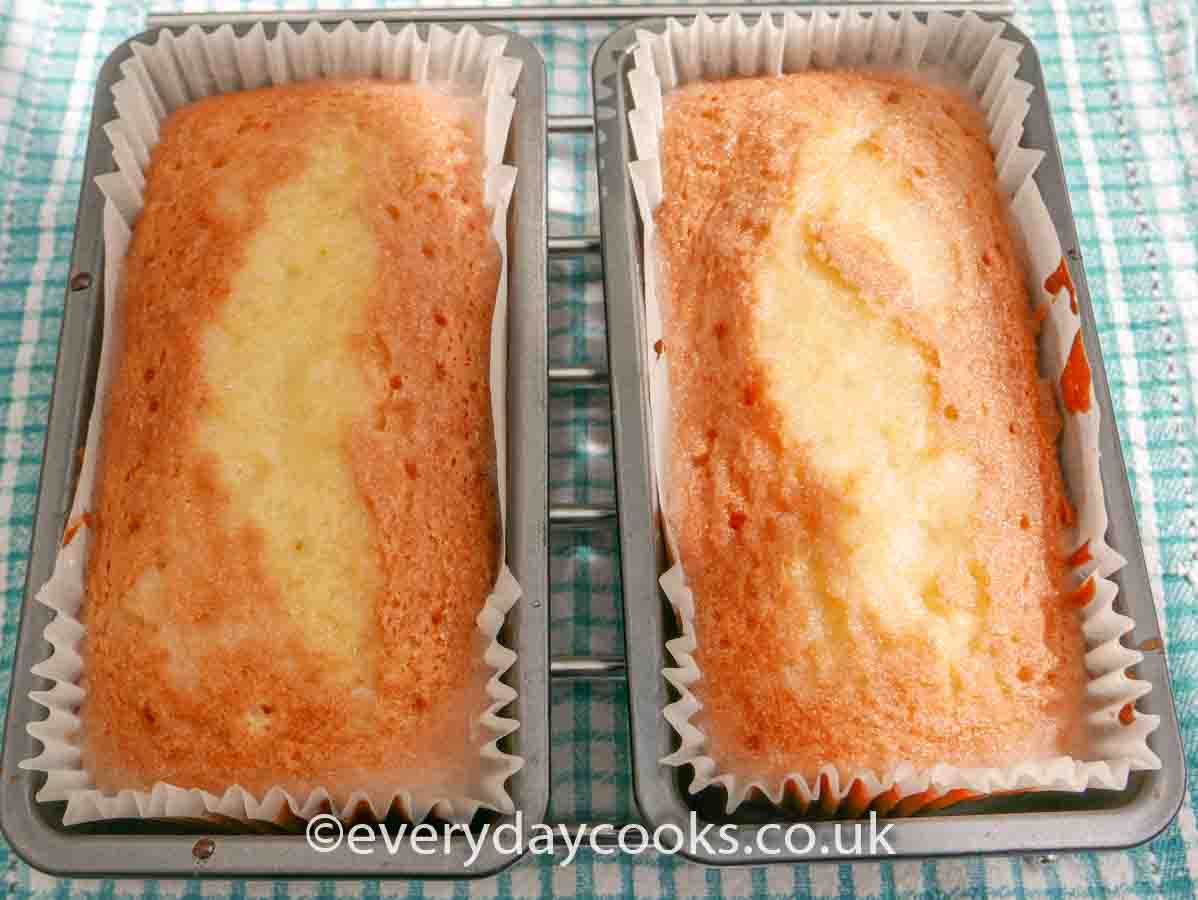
654,70 -> 1089,785
81,80 -> 502,804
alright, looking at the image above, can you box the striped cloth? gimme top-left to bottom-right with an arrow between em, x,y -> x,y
0,0 -> 1194,896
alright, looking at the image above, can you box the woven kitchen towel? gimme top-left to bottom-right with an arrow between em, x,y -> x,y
0,0 -> 1195,897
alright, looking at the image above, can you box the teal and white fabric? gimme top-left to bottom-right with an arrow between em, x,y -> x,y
0,1 -> 1195,896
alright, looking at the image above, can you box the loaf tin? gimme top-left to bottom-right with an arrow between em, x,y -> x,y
0,18 -> 548,879
593,11 -> 1186,863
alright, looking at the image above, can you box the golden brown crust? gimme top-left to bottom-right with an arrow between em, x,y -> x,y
655,70 -> 1088,783
81,80 -> 501,802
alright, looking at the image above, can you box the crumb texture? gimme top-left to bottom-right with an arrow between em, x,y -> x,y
655,70 -> 1088,783
82,80 -> 501,804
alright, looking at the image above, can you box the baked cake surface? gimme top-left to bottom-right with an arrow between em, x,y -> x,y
81,80 -> 501,803
655,70 -> 1088,784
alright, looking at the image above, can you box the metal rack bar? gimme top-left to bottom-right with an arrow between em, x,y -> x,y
549,365 -> 609,386
549,656 -> 627,679
548,235 -> 601,256
148,3 -> 1016,28
548,115 -> 595,134
549,503 -> 617,526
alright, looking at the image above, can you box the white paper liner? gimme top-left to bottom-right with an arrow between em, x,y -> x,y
20,21 -> 526,828
629,10 -> 1163,815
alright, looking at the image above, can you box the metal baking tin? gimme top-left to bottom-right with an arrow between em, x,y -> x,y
0,19 -> 548,879
593,11 -> 1186,863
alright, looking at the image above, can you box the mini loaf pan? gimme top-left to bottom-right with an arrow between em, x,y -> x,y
0,19 -> 548,879
593,12 -> 1185,864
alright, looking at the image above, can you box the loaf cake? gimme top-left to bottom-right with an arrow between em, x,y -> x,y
80,80 -> 502,805
654,70 -> 1089,785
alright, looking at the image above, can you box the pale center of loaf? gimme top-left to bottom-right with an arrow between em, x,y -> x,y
754,125 -> 990,679
197,135 -> 380,687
